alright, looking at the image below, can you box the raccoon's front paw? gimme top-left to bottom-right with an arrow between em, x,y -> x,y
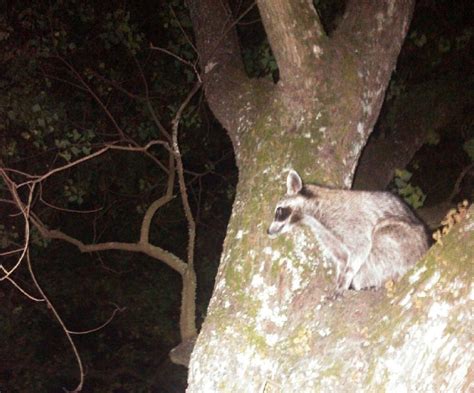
326,288 -> 345,301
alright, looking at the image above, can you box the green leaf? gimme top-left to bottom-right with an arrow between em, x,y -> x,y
426,129 -> 440,145
463,138 -> 474,160
71,129 -> 81,141
59,151 -> 72,161
394,169 -> 412,181
438,37 -> 451,53
70,146 -> 81,156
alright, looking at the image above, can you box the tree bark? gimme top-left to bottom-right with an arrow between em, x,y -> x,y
181,2 -> 473,392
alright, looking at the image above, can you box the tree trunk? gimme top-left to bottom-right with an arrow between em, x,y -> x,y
184,1 -> 469,391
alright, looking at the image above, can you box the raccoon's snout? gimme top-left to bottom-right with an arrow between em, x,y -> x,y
267,221 -> 284,238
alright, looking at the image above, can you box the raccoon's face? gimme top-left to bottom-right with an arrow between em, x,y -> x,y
267,170 -> 305,238
267,199 -> 303,238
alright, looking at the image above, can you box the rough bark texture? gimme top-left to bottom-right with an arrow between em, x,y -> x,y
183,1 -> 470,391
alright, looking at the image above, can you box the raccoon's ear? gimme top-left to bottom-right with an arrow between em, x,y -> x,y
287,170 -> 303,195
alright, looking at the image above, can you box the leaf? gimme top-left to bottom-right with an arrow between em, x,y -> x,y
70,146 -> 81,156
59,151 -> 72,161
32,104 -> 41,112
463,138 -> 474,160
438,37 -> 451,53
426,129 -> 440,145
394,169 -> 412,181
71,129 -> 81,141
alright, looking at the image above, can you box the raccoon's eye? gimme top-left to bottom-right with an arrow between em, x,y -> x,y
275,206 -> 291,221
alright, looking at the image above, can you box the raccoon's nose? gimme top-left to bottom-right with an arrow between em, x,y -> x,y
267,227 -> 277,238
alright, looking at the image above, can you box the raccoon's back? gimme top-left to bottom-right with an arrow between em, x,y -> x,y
315,188 -> 425,243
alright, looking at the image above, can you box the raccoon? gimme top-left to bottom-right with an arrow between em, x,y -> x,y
267,170 -> 430,295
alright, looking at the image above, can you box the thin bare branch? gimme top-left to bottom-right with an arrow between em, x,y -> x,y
169,5 -> 198,54
39,182 -> 103,214
150,45 -> 194,70
133,56 -> 172,142
31,216 -> 187,275
0,169 -> 34,281
172,81 -> 201,268
448,162 -> 474,203
0,247 -> 24,256
16,144 -> 112,188
14,141 -> 166,189
68,304 -> 126,335
56,55 -> 127,141
1,272 -> 45,302
26,250 -> 84,392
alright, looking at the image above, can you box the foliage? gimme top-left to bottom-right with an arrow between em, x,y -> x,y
242,39 -> 278,80
391,169 -> 426,209
463,138 -> 474,160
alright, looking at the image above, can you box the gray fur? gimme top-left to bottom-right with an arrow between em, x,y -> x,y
268,170 -> 430,295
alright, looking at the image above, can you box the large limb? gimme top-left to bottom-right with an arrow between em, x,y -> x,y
257,0 -> 328,89
334,0 -> 415,80
330,0 -> 416,182
186,0 -> 272,151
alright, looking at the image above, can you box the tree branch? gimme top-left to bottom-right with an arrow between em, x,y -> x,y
31,217 -> 187,275
257,0 -> 327,87
68,304 -> 126,335
26,250 -> 85,393
335,0 -> 415,80
140,154 -> 176,244
0,169 -> 34,281
186,0 -> 271,143
172,82 -> 201,269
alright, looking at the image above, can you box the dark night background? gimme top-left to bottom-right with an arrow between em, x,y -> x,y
0,0 -> 472,391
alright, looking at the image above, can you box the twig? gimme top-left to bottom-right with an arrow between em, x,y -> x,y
133,56 -> 172,142
169,5 -> 198,54
15,141 -> 167,189
39,182 -> 103,214
0,247 -> 24,256
1,272 -> 45,302
68,304 -> 126,335
149,45 -> 195,70
448,162 -> 474,203
26,250 -> 84,392
0,169 -> 34,281
55,55 -> 127,141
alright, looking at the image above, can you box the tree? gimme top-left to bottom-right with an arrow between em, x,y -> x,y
185,1 -> 472,391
